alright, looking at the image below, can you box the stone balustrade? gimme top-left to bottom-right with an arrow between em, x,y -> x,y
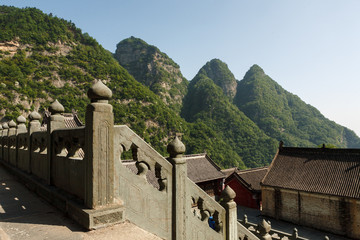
238,214 -> 330,240
0,80 -> 257,240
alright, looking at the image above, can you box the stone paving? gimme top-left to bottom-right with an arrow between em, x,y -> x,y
237,205 -> 351,240
0,164 -> 162,240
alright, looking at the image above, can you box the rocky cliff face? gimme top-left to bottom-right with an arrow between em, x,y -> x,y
114,37 -> 188,113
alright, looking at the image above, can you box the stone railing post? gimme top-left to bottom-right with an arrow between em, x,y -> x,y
8,120 -> 16,136
84,80 -> 115,209
8,120 -> 17,164
290,228 -> 298,240
221,185 -> 238,240
2,122 -> 9,161
258,219 -> 272,240
16,115 -> 27,168
167,136 -> 186,240
16,115 -> 27,134
28,111 -> 41,173
0,124 -> 3,161
48,100 -> 65,185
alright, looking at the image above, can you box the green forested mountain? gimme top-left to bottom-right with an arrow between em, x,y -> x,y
182,70 -> 278,167
234,65 -> 360,148
113,37 -> 188,113
1,6 -> 359,170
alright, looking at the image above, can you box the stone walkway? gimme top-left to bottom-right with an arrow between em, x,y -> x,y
237,206 -> 351,240
0,164 -> 162,240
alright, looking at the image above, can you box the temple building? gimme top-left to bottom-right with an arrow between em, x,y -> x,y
261,145 -> 360,239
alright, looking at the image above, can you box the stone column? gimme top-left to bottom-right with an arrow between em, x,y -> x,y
167,136 -> 186,240
2,123 -> 9,161
84,80 -> 115,209
47,100 -> 65,185
28,111 -> 42,173
221,185 -> 238,240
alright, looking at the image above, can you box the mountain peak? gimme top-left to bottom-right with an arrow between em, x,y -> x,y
196,58 -> 237,99
114,37 -> 188,113
243,64 -> 265,79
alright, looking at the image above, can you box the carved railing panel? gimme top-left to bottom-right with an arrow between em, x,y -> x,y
187,179 -> 225,240
30,131 -> 48,182
51,127 -> 85,200
114,125 -> 172,240
17,133 -> 30,172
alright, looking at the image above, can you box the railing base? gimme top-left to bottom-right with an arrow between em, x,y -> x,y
0,160 -> 125,230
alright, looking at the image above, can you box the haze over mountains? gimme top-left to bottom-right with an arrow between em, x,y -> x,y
1,6 -> 359,169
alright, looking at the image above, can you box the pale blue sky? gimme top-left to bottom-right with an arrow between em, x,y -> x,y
3,0 -> 360,136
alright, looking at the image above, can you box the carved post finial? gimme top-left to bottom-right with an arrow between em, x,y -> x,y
167,136 -> 185,158
17,115 -> 26,124
29,111 -> 41,121
49,99 -> 65,115
87,80 -> 112,102
8,120 -> 16,129
221,185 -> 236,203
2,122 -> 9,129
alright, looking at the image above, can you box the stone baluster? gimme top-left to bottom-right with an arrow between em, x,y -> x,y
221,185 -> 238,240
2,123 -> 9,161
167,136 -> 186,240
48,100 -> 65,185
258,219 -> 272,240
84,80 -> 115,208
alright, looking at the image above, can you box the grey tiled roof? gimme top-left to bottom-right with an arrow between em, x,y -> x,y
236,167 -> 268,191
185,153 -> 225,183
262,147 -> 360,199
